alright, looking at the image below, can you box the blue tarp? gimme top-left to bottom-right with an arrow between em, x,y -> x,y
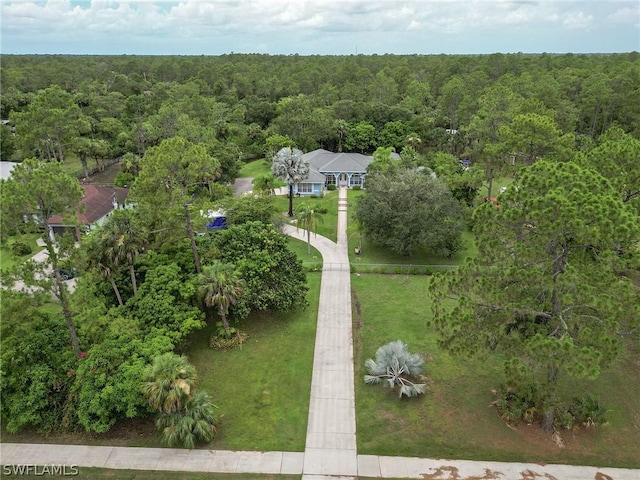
206,216 -> 227,229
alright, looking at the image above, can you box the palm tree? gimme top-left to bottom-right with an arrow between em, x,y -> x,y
334,120 -> 349,152
252,173 -> 279,196
84,233 -> 124,306
155,390 -> 217,448
271,147 -> 309,217
295,203 -> 324,254
364,340 -> 427,398
102,209 -> 146,296
197,262 -> 245,335
141,353 -> 198,414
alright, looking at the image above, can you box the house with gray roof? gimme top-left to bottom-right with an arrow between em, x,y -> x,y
291,149 -> 379,196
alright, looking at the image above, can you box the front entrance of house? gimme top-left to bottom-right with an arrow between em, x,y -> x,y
339,173 -> 348,187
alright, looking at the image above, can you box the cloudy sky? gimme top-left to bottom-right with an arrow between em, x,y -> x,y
1,0 -> 639,55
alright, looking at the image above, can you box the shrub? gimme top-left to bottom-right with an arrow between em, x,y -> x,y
114,171 -> 135,187
327,184 -> 337,191
209,331 -> 249,350
316,207 -> 328,214
569,393 -> 607,427
491,383 -> 544,426
554,403 -> 576,430
352,185 -> 362,190
11,241 -> 32,256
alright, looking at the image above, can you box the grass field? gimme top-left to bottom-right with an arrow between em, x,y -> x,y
186,272 -> 321,452
4,184 -> 638,469
287,237 -> 323,266
238,158 -> 271,178
0,233 -> 43,272
352,273 -> 640,468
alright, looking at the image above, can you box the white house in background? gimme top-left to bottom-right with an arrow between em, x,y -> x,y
291,149 -> 400,196
47,185 -> 129,241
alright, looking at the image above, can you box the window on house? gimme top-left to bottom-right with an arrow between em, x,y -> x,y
351,174 -> 362,186
298,183 -> 313,193
325,174 -> 336,185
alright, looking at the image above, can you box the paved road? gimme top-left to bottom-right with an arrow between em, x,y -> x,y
231,177 -> 254,196
2,187 -> 638,479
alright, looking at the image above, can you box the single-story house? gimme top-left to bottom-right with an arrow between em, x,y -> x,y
47,185 -> 129,241
292,149 -> 399,196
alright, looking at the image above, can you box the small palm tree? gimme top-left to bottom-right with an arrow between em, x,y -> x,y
271,147 -> 310,217
142,353 -> 198,414
364,340 -> 427,398
252,173 -> 280,196
155,390 -> 217,449
296,203 -> 324,254
197,262 -> 244,335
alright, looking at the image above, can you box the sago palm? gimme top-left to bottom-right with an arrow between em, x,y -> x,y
142,353 -> 197,414
197,262 -> 244,335
271,146 -> 309,217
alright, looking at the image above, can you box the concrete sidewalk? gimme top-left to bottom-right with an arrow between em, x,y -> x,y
2,443 -> 638,479
2,187 -> 639,479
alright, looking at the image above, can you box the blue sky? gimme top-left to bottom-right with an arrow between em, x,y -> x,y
1,1 -> 639,55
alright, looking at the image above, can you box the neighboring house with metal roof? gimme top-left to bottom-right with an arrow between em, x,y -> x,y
47,185 -> 129,241
291,149 -> 378,196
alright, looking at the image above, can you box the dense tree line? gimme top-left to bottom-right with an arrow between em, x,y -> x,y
1,53 -> 639,169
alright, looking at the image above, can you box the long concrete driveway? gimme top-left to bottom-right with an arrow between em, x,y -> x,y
283,187 -> 357,478
2,187 -> 639,479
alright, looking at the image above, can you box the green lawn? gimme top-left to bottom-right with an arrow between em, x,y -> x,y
186,272 -> 321,452
287,237 -> 323,268
0,233 -> 43,272
238,158 -> 271,178
478,175 -> 515,201
274,190 -> 339,242
352,273 -> 640,468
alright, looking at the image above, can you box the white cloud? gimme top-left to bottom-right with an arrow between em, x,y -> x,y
608,7 -> 640,26
561,11 -> 593,30
1,0 -> 637,53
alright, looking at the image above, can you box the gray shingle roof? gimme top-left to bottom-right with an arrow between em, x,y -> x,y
301,149 -> 374,178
